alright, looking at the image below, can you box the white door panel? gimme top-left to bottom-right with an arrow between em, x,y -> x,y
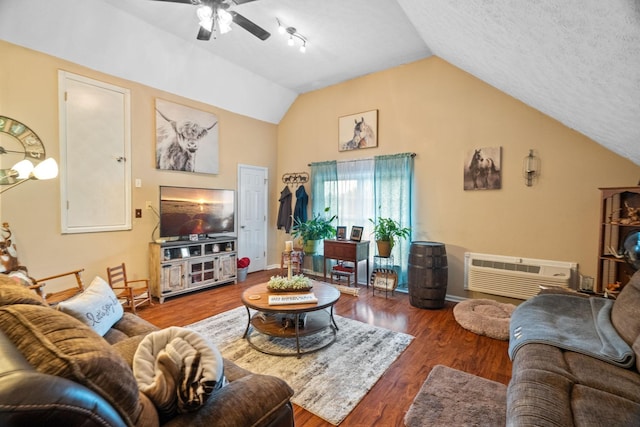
238,165 -> 267,272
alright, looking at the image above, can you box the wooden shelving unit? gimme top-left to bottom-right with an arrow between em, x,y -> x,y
597,187 -> 640,294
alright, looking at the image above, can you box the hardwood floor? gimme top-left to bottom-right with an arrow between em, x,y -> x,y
138,269 -> 512,426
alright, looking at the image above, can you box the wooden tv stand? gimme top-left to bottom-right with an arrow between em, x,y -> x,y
149,237 -> 237,303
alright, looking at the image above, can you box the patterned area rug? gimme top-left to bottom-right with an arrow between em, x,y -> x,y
404,365 -> 507,427
188,306 -> 413,425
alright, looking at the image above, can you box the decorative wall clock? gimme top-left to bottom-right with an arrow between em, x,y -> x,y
0,116 -> 46,185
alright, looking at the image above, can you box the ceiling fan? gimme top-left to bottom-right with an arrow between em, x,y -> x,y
152,0 -> 270,41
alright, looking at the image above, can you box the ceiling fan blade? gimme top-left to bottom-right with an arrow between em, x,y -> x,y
197,25 -> 213,40
229,11 -> 270,40
231,0 -> 259,4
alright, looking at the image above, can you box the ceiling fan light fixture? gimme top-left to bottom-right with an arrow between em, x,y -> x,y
197,5 -> 213,31
217,8 -> 233,34
299,41 -> 306,53
287,35 -> 294,46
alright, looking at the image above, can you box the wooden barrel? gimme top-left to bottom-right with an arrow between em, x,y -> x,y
408,241 -> 448,309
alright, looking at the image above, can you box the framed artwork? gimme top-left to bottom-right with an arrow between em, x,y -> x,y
339,109 -> 378,151
463,146 -> 502,190
155,98 -> 219,174
336,226 -> 347,240
350,226 -> 364,242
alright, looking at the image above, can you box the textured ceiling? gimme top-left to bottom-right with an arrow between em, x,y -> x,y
0,0 -> 638,165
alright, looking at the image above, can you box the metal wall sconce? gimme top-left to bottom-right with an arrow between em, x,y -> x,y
523,149 -> 540,186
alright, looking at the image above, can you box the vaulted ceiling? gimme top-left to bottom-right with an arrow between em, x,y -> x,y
1,0 -> 638,165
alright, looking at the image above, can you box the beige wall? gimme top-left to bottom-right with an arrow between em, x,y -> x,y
277,57 -> 640,297
0,40 -> 278,291
2,40 -> 639,298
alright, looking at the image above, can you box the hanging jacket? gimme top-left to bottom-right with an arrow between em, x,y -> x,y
293,185 -> 308,226
277,186 -> 293,233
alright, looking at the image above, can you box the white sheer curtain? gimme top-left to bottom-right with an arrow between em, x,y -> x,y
336,160 -> 375,282
336,159 -> 375,240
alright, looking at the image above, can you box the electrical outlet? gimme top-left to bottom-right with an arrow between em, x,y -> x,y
135,209 -> 142,218
145,201 -> 153,210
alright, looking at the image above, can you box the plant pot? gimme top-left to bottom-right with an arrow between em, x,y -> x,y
304,239 -> 320,255
376,240 -> 392,257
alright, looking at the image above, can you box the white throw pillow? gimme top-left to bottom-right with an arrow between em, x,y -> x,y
57,276 -> 124,336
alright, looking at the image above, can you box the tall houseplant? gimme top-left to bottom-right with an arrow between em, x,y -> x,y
292,207 -> 337,254
369,217 -> 411,257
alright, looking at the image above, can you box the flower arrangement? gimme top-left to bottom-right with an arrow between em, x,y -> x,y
237,257 -> 250,269
267,274 -> 312,292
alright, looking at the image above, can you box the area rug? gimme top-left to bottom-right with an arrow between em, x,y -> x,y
404,365 -> 507,427
453,298 -> 516,340
187,306 -> 413,425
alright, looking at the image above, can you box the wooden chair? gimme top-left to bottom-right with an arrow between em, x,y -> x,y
32,269 -> 85,306
106,263 -> 152,314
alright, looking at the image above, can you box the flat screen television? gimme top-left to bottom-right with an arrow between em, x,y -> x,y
159,186 -> 236,240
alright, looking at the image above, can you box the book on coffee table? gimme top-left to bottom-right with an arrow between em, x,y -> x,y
268,293 -> 318,305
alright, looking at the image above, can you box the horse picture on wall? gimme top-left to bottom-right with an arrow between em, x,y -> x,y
339,110 -> 378,151
464,147 -> 502,190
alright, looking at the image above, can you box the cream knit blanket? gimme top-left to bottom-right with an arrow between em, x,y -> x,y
133,326 -> 226,418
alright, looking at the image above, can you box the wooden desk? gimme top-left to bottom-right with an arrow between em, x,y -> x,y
323,240 -> 370,286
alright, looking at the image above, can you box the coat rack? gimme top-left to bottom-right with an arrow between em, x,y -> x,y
282,172 -> 309,186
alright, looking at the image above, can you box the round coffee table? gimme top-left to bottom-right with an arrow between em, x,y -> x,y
241,280 -> 340,357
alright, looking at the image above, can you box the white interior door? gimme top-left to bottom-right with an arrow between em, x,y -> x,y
58,71 -> 131,233
238,164 -> 267,272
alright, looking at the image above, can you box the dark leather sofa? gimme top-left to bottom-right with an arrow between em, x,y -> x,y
0,276 -> 295,427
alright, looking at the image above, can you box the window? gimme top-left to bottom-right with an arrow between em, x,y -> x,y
311,153 -> 414,289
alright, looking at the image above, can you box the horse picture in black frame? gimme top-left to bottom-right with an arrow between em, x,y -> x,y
464,147 -> 502,190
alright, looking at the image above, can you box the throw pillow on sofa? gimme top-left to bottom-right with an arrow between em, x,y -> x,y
0,303 -> 157,427
57,275 -> 124,336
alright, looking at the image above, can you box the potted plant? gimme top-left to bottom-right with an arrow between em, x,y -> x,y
292,207 -> 337,254
369,217 -> 411,257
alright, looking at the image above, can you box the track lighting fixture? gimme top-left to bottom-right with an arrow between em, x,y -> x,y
276,18 -> 307,53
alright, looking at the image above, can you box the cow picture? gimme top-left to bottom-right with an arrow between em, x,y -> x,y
155,99 -> 219,174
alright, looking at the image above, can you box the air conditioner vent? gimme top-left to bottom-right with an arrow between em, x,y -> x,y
465,252 -> 578,300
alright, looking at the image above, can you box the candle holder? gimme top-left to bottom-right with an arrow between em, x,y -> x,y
287,250 -> 293,281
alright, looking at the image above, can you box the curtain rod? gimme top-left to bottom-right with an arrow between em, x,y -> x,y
308,152 -> 416,167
